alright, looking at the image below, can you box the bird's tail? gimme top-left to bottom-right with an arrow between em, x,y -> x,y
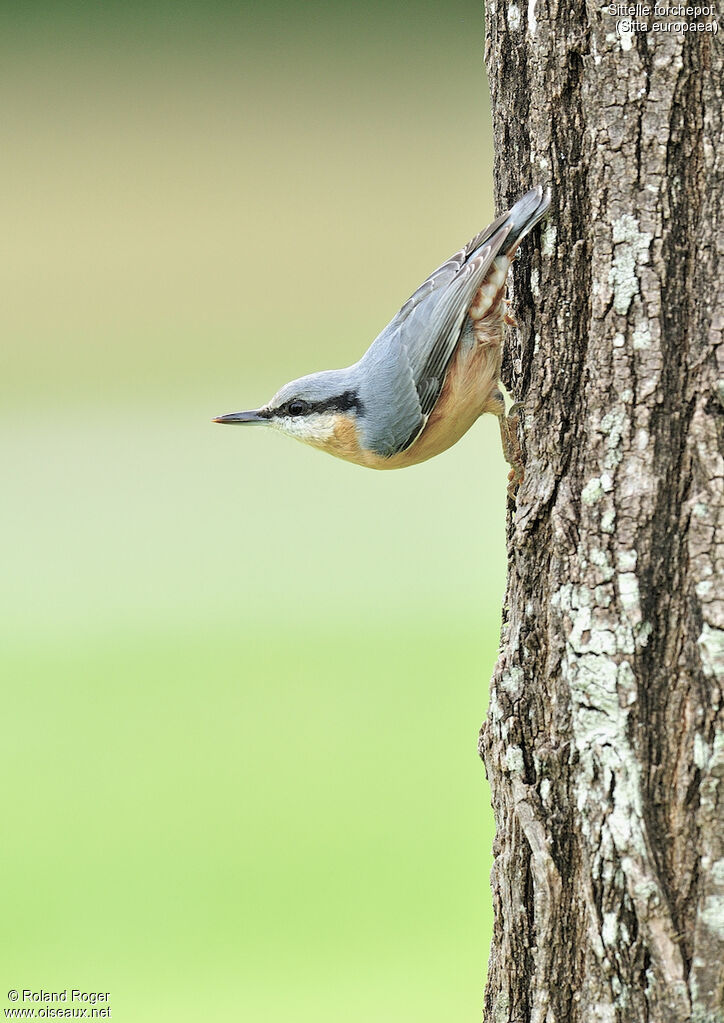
502,185 -> 551,252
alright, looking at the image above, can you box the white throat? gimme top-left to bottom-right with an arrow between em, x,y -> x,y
272,412 -> 339,445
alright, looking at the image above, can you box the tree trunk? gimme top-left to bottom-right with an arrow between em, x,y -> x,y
480,6 -> 723,1022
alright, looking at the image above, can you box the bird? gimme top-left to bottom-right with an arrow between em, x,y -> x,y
214,186 -> 550,494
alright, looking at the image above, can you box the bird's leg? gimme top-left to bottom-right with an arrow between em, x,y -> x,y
492,390 -> 524,499
503,299 -> 518,328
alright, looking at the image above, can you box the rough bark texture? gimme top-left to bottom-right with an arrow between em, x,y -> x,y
480,6 -> 723,1022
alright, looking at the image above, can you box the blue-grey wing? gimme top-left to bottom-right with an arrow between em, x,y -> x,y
355,336 -> 426,458
357,225 -> 511,458
357,187 -> 550,458
393,227 -> 511,414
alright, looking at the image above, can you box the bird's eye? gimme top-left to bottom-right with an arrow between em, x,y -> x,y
288,400 -> 308,416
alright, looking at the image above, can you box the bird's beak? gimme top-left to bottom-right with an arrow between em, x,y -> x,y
212,409 -> 266,424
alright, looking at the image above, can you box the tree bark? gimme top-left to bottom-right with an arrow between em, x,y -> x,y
480,6 -> 723,1022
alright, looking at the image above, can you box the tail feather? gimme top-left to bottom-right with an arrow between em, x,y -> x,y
502,185 -> 551,252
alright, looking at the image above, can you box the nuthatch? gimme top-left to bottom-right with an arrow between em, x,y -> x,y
214,186 -> 550,493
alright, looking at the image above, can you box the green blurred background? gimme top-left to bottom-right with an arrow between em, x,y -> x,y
1,2 -> 506,1019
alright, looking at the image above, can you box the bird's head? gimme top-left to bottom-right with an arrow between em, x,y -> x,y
213,368 -> 366,460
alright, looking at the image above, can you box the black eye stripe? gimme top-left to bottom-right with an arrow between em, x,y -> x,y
278,390 -> 364,417
335,391 -> 363,414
